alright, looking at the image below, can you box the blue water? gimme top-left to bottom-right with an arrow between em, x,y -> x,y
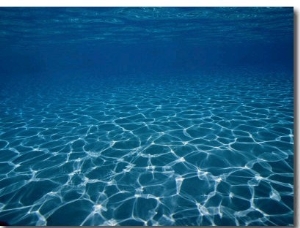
0,7 -> 294,226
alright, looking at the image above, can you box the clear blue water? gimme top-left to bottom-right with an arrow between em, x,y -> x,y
0,7 -> 294,226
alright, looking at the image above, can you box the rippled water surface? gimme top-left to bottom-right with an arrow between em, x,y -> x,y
0,7 -> 294,226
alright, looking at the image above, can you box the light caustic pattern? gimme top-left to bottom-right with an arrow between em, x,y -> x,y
0,73 -> 294,225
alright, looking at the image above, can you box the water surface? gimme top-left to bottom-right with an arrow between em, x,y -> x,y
0,7 -> 294,226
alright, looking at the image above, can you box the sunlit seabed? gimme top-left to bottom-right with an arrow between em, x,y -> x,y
0,72 -> 293,226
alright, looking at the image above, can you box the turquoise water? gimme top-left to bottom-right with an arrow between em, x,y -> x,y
0,7 -> 294,226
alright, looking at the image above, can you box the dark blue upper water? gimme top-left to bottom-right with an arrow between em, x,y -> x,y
0,7 -> 294,226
